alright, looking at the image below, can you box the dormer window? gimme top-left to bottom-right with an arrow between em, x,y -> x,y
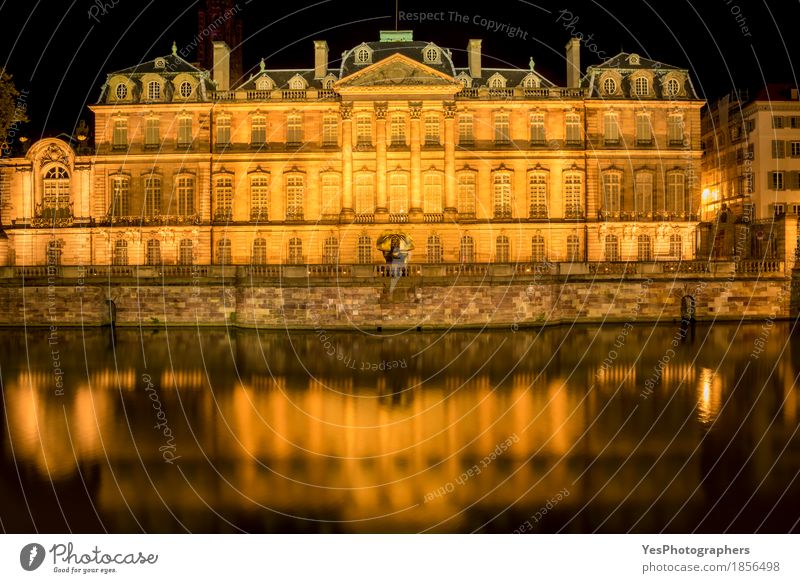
355,46 -> 372,65
633,76 -> 649,96
154,58 -> 166,69
457,73 -> 472,88
288,75 -> 306,90
256,77 -> 272,91
179,81 -> 193,98
603,77 -> 617,95
423,44 -> 441,64
628,54 -> 641,65
115,83 -> 128,99
522,74 -> 539,89
665,78 -> 681,97
147,80 -> 162,101
322,75 -> 337,89
488,74 -> 506,89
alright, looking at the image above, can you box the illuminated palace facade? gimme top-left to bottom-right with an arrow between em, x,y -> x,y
0,32 -> 703,268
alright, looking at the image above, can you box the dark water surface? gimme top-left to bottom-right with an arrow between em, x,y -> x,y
1,322 -> 798,533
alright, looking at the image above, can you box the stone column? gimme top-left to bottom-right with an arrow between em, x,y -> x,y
409,102 -> 423,220
15,165 -> 32,225
444,102 -> 457,219
375,102 -> 388,221
340,102 -> 354,221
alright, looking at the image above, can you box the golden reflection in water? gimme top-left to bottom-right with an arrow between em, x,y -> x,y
696,367 -> 722,425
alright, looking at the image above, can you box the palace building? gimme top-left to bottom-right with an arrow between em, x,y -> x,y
0,31 -> 703,269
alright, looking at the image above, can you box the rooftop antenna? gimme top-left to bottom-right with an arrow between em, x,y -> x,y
395,0 -> 398,30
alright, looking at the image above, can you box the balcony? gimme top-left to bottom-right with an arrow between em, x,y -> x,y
423,213 -> 443,223
103,214 -> 201,226
564,206 -> 584,219
213,208 -> 233,223
389,213 -> 408,223
250,209 -> 269,223
353,213 -> 374,224
281,90 -> 307,100
529,205 -> 548,220
32,203 -> 73,228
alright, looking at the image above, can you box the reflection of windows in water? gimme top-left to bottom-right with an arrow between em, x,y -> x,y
47,240 -> 63,266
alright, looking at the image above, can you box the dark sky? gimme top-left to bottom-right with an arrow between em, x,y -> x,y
2,0 -> 799,138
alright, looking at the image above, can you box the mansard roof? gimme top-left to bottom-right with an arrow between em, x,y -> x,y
590,52 -> 682,71
453,67 -> 555,88
585,52 -> 698,99
340,41 -> 456,78
236,68 -> 341,91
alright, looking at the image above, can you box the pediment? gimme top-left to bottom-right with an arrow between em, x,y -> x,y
335,54 -> 460,95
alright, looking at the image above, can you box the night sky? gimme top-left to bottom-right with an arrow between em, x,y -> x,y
1,0 -> 799,138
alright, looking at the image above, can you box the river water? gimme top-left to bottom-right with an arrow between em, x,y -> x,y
1,322 -> 798,533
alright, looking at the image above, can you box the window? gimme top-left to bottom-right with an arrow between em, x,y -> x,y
636,112 -> 652,144
523,75 -> 538,89
602,172 -> 622,213
669,234 -> 682,258
564,172 -> 583,218
772,116 -> 785,129
791,117 -> 800,129
256,78 -> 272,91
179,81 -> 193,98
531,235 -> 546,263
355,173 -> 375,215
286,175 -> 304,220
320,173 -> 340,216
427,234 -> 443,263
770,171 -> 785,190
42,166 -> 70,217
110,176 -> 130,216
217,117 -> 231,145
112,118 -> 127,149
357,235 -> 372,264
603,112 -> 619,144
356,114 -> 372,146
287,114 -> 302,145
493,173 -> 512,218
791,141 -> 800,158
288,237 -> 303,264
146,240 -> 161,266
147,81 -> 161,101
457,173 -> 476,216
217,239 -> 232,265
528,173 -> 548,218
637,235 -> 652,261
355,47 -> 371,64
666,172 -> 686,213
633,76 -> 649,96
177,117 -> 193,147
322,116 -> 338,146
460,235 -> 475,263
214,176 -> 233,220
251,238 -> 267,265
288,77 -> 305,91
458,114 -> 473,145
634,172 -> 653,215
494,112 -> 510,144
774,203 -> 786,215
251,116 -> 267,145
489,76 -> 505,89
425,113 -> 440,145
144,176 -> 161,216
666,78 -> 681,97
603,77 -> 617,95
668,114 -> 684,145
772,140 -> 786,159
529,113 -> 545,144
323,236 -> 338,264
423,173 -> 443,214
175,176 -> 195,216
179,239 -> 194,265
495,235 -> 510,263
112,240 -> 128,266
46,241 -> 63,266
389,173 -> 408,214
565,113 -> 581,144
115,83 -> 128,99
604,235 -> 619,261
390,114 -> 406,146
567,234 -> 581,261
424,47 -> 440,64
145,118 -> 160,148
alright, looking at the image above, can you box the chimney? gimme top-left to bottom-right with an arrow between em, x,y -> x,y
314,40 -> 329,79
566,38 -> 581,89
468,39 -> 482,79
213,41 -> 231,92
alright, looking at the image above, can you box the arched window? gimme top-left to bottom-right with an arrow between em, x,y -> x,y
528,172 -> 548,218
423,172 -> 443,214
357,235 -> 372,264
256,77 -> 271,91
604,235 -> 619,262
147,80 -> 161,101
178,239 -> 194,265
457,172 -> 476,217
288,237 -> 303,264
634,172 -> 654,215
214,176 -> 233,221
115,83 -> 128,99
46,240 -> 63,266
146,239 -> 161,266
460,235 -> 475,264
251,238 -> 267,265
567,234 -> 581,262
286,174 -> 304,220
637,234 -> 652,261
42,166 -> 71,218
666,78 -> 681,97
489,76 -> 505,88
110,176 -> 130,217
288,77 -> 305,91
217,238 -> 232,265
603,77 -> 617,95
493,173 -> 512,219
355,173 -> 375,215
355,47 -> 371,64
427,234 -> 443,263
602,171 -> 622,213
666,172 -> 686,214
250,175 -> 270,221
669,234 -> 682,258
179,81 -> 193,98
323,236 -> 339,264
523,75 -> 539,89
113,240 -> 128,266
389,172 -> 408,214
563,172 -> 583,218
495,235 -> 510,263
424,47 -> 440,64
531,235 -> 546,263
634,76 -> 649,96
